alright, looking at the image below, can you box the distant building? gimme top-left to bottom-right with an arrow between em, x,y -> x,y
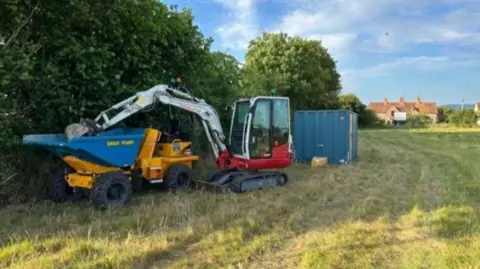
368,97 -> 438,125
475,103 -> 480,125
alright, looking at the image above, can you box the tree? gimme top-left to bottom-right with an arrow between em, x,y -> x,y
437,106 -> 454,123
362,109 -> 380,127
339,93 -> 364,112
449,109 -> 477,127
406,112 -> 432,128
339,93 -> 379,127
242,32 -> 342,111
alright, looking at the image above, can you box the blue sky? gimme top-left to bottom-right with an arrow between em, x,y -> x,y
163,0 -> 480,105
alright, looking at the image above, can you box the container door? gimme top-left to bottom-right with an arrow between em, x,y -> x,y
335,111 -> 348,164
353,113 -> 358,160
294,111 -> 316,162
314,111 -> 324,159
349,112 -> 353,163
322,111 -> 335,164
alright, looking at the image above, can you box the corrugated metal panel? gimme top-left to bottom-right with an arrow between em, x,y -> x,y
293,110 -> 358,165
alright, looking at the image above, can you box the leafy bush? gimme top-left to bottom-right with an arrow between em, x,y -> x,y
438,106 -> 454,123
0,0 -> 238,204
338,93 -> 380,128
406,113 -> 432,128
449,109 -> 478,127
362,109 -> 382,127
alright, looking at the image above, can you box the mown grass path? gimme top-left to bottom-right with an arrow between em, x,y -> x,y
1,129 -> 480,268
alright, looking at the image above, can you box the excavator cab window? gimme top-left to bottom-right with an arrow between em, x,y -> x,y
229,97 -> 291,160
248,98 -> 290,159
272,99 -> 290,147
230,101 -> 250,156
249,99 -> 272,158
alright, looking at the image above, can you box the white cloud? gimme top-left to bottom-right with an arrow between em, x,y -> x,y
275,0 -> 480,56
343,56 -> 480,78
214,0 -> 257,50
211,0 -> 480,92
307,33 -> 358,58
270,0 -> 480,92
339,70 -> 362,94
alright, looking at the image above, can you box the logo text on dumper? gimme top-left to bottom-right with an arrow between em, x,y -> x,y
107,140 -> 135,147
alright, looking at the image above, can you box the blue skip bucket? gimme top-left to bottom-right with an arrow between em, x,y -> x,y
23,128 -> 147,167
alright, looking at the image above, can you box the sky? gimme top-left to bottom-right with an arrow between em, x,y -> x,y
162,0 -> 480,105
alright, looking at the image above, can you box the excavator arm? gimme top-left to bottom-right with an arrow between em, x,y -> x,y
65,84 -> 227,159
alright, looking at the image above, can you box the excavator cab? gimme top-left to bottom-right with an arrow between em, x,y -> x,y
228,97 -> 293,170
202,96 -> 292,193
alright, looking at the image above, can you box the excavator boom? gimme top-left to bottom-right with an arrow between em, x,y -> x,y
66,84 -> 227,159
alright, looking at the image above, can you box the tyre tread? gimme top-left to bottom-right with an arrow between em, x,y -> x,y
164,164 -> 192,190
90,171 -> 132,210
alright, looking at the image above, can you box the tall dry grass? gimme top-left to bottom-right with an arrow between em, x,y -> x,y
1,128 -> 480,268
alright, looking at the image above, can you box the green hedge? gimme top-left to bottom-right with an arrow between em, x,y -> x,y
0,1 -> 342,205
0,1 -> 240,204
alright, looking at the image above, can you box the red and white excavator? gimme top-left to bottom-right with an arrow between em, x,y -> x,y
66,81 -> 293,193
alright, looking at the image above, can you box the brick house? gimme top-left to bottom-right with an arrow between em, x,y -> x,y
368,97 -> 438,125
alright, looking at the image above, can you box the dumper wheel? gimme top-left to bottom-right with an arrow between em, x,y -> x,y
49,170 -> 85,203
90,172 -> 132,210
163,164 -> 192,190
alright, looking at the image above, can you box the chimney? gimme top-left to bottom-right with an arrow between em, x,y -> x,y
400,97 -> 404,104
384,97 -> 388,105
416,96 -> 421,104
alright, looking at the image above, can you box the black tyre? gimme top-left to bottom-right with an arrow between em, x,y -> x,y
163,164 -> 192,190
49,170 -> 86,203
90,172 -> 132,210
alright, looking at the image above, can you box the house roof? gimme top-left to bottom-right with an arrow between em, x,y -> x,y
368,100 -> 438,114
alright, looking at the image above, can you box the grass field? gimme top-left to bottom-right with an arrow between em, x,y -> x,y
2,129 -> 480,269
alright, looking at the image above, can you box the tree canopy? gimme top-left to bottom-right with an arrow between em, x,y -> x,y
338,93 -> 379,127
242,32 -> 342,111
437,106 -> 454,123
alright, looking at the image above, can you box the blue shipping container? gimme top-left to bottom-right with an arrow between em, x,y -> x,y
293,110 -> 358,165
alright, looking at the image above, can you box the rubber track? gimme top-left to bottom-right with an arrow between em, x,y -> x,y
230,171 -> 288,193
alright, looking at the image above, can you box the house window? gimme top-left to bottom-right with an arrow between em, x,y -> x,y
391,110 -> 395,117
